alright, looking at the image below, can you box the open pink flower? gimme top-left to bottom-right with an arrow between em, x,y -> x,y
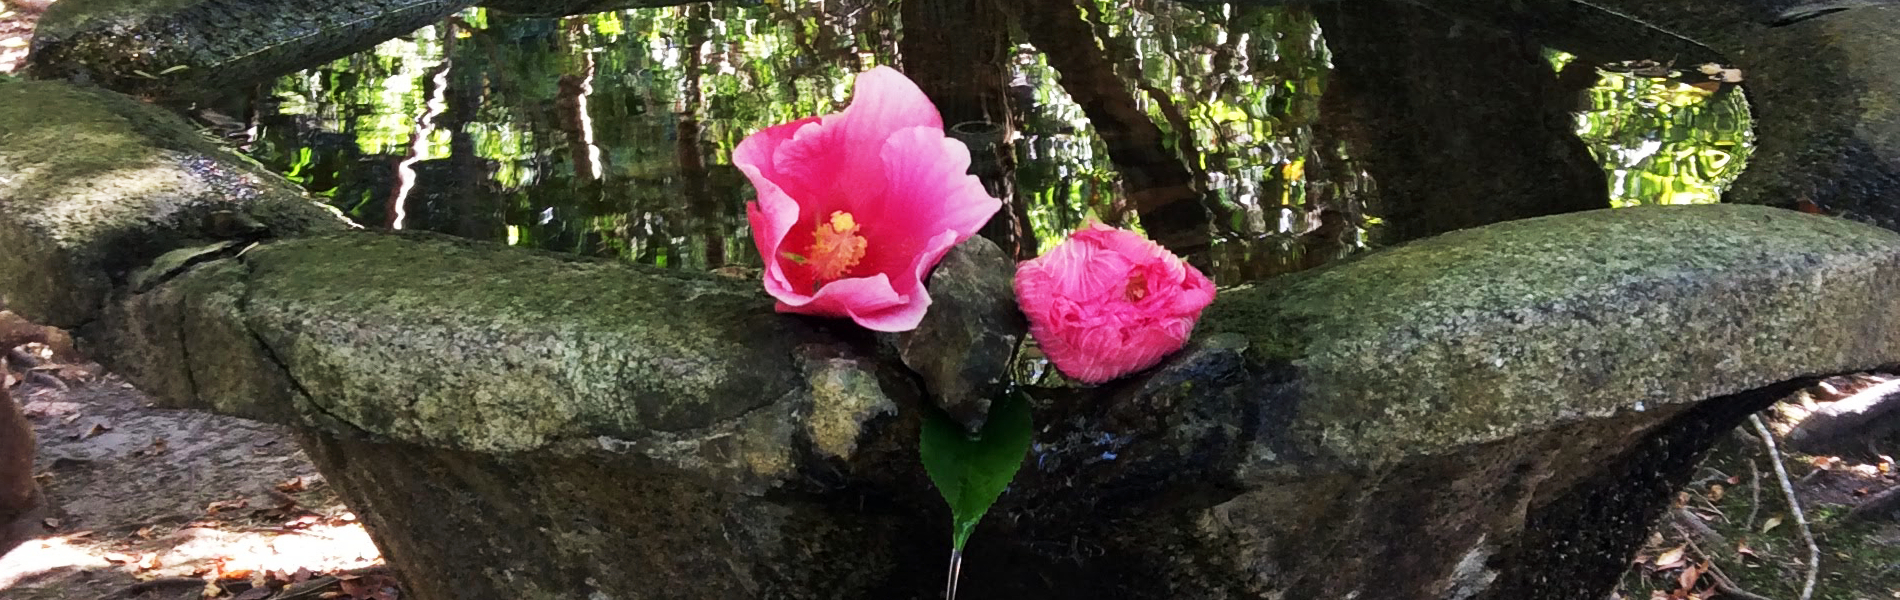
1014,222 -> 1216,383
737,67 -> 1002,332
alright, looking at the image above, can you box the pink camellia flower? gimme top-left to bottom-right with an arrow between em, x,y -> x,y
1014,222 -> 1217,384
736,67 -> 1002,332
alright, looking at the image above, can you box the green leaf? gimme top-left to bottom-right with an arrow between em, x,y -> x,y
919,390 -> 1035,551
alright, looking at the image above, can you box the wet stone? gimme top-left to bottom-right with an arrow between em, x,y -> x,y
893,236 -> 1027,432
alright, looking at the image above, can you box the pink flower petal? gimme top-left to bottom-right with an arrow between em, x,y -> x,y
1014,223 -> 1216,383
783,273 -> 906,314
840,66 -> 945,146
742,166 -> 803,298
738,67 -> 1003,332
854,127 -> 1001,278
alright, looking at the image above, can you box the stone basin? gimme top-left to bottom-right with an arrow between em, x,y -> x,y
74,204 -> 1900,600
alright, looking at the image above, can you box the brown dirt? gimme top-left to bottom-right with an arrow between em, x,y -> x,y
0,0 -> 42,75
3,10 -> 396,598
0,370 -> 385,600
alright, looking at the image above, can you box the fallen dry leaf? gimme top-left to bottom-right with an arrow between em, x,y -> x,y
1762,516 -> 1783,533
1653,545 -> 1688,570
338,573 -> 402,600
1676,559 -> 1705,591
277,476 -> 308,493
72,421 -> 110,439
205,499 -> 249,515
1707,484 -> 1725,503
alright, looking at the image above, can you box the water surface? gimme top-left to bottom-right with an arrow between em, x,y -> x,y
232,0 -> 1752,286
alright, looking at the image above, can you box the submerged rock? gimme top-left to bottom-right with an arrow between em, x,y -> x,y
1719,9 -> 1900,230
1377,0 -> 1900,233
23,0 -> 470,101
478,0 -> 705,16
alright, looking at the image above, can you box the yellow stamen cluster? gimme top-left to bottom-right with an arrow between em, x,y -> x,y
1124,272 -> 1149,302
808,211 -> 868,281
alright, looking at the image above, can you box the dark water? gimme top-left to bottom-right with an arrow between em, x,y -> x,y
228,0 -> 1752,286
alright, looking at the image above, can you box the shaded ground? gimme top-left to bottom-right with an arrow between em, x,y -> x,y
1619,375 -> 1900,600
0,369 -> 391,600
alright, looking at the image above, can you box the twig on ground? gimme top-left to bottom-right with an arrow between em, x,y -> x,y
1672,520 -> 1773,600
273,575 -> 342,599
1751,415 -> 1819,600
1709,574 -> 1778,600
1671,507 -> 1729,553
275,565 -> 393,599
1745,458 -> 1762,532
93,576 -> 203,600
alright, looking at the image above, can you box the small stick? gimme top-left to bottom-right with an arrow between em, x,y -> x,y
273,575 -> 342,599
1671,507 -> 1728,553
1745,458 -> 1762,532
1672,521 -> 1772,600
1750,415 -> 1819,600
93,577 -> 204,600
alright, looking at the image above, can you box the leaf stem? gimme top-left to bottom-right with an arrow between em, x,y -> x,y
944,549 -> 964,600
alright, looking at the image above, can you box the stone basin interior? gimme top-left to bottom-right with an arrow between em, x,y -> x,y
224,0 -> 1755,288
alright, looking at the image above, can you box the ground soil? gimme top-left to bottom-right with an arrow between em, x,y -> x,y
0,371 -> 387,600
3,9 -> 396,598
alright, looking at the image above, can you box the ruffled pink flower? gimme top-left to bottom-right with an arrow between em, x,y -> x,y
1014,222 -> 1217,383
738,67 -> 1002,332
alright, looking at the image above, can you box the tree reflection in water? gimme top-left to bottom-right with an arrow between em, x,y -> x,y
237,0 -> 1752,286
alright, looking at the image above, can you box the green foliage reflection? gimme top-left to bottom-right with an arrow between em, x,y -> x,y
242,3 -> 1755,284
1573,62 -> 1754,207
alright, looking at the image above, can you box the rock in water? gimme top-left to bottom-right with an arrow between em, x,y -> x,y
894,236 -> 1027,432
24,0 -> 468,101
